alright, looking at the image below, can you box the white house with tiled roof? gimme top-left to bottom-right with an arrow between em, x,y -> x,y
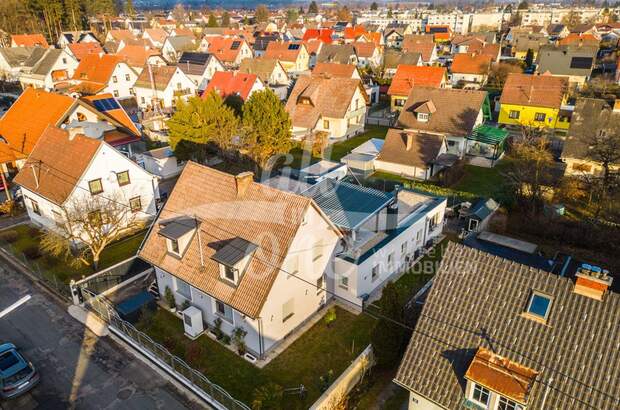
139,163 -> 342,360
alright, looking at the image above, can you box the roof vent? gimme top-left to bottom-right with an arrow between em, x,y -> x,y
235,171 -> 254,197
574,264 -> 613,301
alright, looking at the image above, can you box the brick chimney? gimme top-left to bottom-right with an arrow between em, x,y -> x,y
235,171 -> 254,198
574,267 -> 613,301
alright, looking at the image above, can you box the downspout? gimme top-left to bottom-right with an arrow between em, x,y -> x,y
258,317 -> 265,359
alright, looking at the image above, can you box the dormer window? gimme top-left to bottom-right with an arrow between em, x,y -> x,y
211,237 -> 257,286
158,216 -> 199,258
417,112 -> 429,122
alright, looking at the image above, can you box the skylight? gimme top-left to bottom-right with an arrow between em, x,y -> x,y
526,292 -> 552,321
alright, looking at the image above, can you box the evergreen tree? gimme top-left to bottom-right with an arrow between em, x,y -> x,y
337,5 -> 352,21
241,89 -> 293,168
207,13 -> 218,27
517,0 -> 529,10
221,11 -> 230,27
370,1 -> 378,11
167,94 -> 239,162
370,282 -> 409,368
308,1 -> 319,14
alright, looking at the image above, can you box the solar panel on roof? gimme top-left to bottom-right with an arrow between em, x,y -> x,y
93,98 -> 120,112
178,52 -> 209,65
569,57 -> 593,69
288,43 -> 300,50
231,41 -> 241,50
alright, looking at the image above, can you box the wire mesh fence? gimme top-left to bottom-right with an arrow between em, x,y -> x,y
81,289 -> 250,410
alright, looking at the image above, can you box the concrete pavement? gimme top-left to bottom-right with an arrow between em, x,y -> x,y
0,264 -> 202,410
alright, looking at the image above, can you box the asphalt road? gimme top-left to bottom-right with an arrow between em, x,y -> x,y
0,264 -> 201,410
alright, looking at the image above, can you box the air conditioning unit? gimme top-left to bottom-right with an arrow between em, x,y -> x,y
182,306 -> 204,340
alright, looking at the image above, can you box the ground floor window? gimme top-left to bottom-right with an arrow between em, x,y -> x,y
215,300 -> 233,323
508,110 -> 520,119
175,277 -> 192,300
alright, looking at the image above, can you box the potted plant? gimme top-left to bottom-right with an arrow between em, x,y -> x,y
212,317 -> 223,340
180,300 -> 191,311
232,327 -> 248,355
164,286 -> 176,313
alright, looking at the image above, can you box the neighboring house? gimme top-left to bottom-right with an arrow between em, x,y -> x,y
238,57 -> 289,99
19,48 -> 79,91
176,52 -> 225,91
340,138 -> 384,174
14,126 -> 158,233
57,31 -> 99,48
11,34 -> 49,48
302,28 -> 334,44
264,41 -> 310,73
207,37 -> 253,68
402,35 -> 438,64
302,40 -> 323,68
562,98 -> 620,177
460,197 -> 500,232
139,163 -> 342,359
203,71 -> 265,102
397,87 -> 489,157
536,45 -> 597,86
0,47 -> 43,81
286,74 -> 368,141
383,50 -> 422,77
252,34 -> 281,57
384,27 -> 406,48
133,65 -> 197,110
162,36 -> 197,62
105,29 -> 135,44
312,62 -> 361,79
558,33 -> 600,47
71,54 -> 138,99
450,53 -> 492,88
65,42 -> 104,61
498,73 -> 569,130
511,32 -> 548,60
353,41 -> 382,69
142,28 -> 168,48
142,146 -> 185,180
387,65 -> 448,111
425,25 -> 452,42
116,45 -> 166,74
450,35 -> 486,54
545,23 -> 570,39
395,242 -> 619,410
304,179 -> 446,306
316,44 -> 358,65
374,129 -> 451,180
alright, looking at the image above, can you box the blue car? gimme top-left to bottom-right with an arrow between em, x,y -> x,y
0,343 -> 39,399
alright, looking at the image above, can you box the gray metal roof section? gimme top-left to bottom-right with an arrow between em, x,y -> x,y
395,242 -> 620,410
302,179 -> 394,230
211,237 -> 258,267
351,138 -> 384,156
158,216 -> 198,240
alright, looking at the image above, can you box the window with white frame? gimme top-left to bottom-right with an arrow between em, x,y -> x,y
215,300 -> 233,323
387,252 -> 394,270
29,198 -> 40,215
498,397 -> 524,410
174,277 -> 191,300
371,265 -> 379,282
282,298 -> 295,322
401,241 -> 408,255
416,230 -> 423,242
471,383 -> 490,407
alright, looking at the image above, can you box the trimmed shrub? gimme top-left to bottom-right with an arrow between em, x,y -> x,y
23,245 -> 42,260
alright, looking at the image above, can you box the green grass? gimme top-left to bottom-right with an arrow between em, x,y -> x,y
1,224 -> 146,283
137,306 -> 376,408
287,125 -> 389,169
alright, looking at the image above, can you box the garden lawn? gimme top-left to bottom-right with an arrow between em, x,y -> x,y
287,125 -> 389,169
0,224 -> 146,283
136,306 -> 376,408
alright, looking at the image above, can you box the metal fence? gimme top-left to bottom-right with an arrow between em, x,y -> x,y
82,289 -> 250,410
0,241 -> 72,300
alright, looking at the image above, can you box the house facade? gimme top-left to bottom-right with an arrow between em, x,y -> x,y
133,65 -> 197,110
71,54 -> 138,99
264,41 -> 310,73
139,164 -> 342,359
19,49 -> 79,91
14,127 -> 158,234
177,52 -> 225,91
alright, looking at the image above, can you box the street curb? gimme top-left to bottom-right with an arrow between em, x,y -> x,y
0,247 -> 69,306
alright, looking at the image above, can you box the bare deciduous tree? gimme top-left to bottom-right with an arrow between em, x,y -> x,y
41,194 -> 145,270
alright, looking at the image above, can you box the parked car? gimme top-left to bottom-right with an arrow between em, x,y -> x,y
0,343 -> 39,399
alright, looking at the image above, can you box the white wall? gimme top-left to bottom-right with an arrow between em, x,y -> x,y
135,67 -> 197,109
104,63 -> 138,99
143,155 -> 184,179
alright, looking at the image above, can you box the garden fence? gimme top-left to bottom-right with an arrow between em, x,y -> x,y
81,289 -> 250,410
0,241 -> 72,301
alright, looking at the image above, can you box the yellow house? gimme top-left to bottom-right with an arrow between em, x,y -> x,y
498,73 -> 569,130
387,65 -> 447,112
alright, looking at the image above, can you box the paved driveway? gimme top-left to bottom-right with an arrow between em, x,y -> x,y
0,264 -> 201,410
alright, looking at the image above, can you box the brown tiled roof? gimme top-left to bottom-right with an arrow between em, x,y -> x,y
72,53 -> 125,84
204,71 -> 260,101
67,42 -> 104,60
0,143 -> 16,165
387,65 -> 446,96
403,35 -> 435,61
0,88 -> 74,159
377,129 -> 444,168
499,73 -> 567,109
108,29 -> 135,43
451,53 -> 492,75
285,75 -> 365,129
134,65 -> 177,91
395,242 -> 620,409
264,41 -> 305,63
117,45 -> 161,67
312,62 -> 357,78
316,44 -> 357,64
138,162 -> 313,318
11,34 -> 49,48
397,87 -> 487,137
352,41 -> 376,58
207,37 -> 247,63
239,57 -> 281,83
13,126 -> 100,204
144,28 -> 168,45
